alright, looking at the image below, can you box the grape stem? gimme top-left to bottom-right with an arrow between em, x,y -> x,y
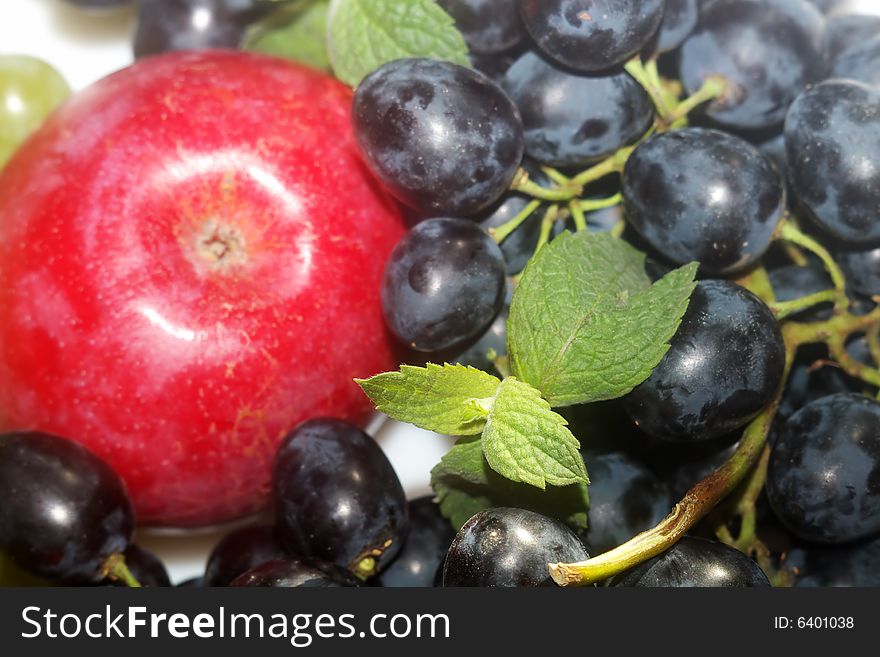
664,75 -> 729,128
777,219 -> 849,313
489,198 -> 543,244
769,290 -> 837,320
624,57 -> 674,120
101,553 -> 142,588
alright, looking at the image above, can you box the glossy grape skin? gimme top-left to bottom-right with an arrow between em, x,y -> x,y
831,36 -> 880,89
353,58 -> 524,217
443,507 -> 588,587
654,0 -> 699,54
0,55 -> 70,169
826,15 -> 880,62
612,537 -> 770,586
204,525 -> 287,586
274,419 -> 408,576
502,52 -> 654,168
451,304 -> 508,375
438,0 -> 525,54
580,452 -> 671,555
785,80 -> 880,244
382,218 -> 507,352
622,128 -> 785,275
518,0 -> 666,72
837,247 -> 880,298
679,0 -> 825,129
0,432 -> 134,582
134,1 -> 268,59
786,537 -> 880,586
768,264 -> 834,322
100,545 -> 171,587
378,497 -> 454,588
768,393 -> 880,545
470,53 -> 516,84
231,558 -> 360,587
624,280 -> 786,442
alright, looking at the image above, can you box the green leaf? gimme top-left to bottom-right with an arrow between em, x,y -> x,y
482,377 -> 587,489
326,0 -> 470,86
508,231 -> 698,407
245,0 -> 331,72
431,438 -> 590,531
356,363 -> 501,436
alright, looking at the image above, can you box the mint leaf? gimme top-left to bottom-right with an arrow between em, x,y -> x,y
508,232 -> 698,407
327,0 -> 470,86
356,363 -> 500,436
482,377 -> 587,489
245,0 -> 331,72
431,438 -> 590,530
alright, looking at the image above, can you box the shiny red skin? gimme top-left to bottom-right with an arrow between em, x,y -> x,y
0,51 -> 405,527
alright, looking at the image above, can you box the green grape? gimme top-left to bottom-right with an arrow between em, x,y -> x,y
0,55 -> 71,169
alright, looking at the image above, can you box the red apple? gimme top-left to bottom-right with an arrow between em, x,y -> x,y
0,51 -> 405,527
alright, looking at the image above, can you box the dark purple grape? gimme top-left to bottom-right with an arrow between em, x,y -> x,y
353,58 -> 524,217
502,51 -> 655,168
274,419 -> 408,578
470,53 -> 516,84
786,536 -> 880,586
624,280 -> 786,442
204,524 -> 287,586
830,36 -> 880,89
826,14 -> 880,62
100,545 -> 171,587
443,507 -> 588,587
785,80 -> 880,244
518,0 -> 666,72
612,537 -> 770,586
768,264 -> 834,322
378,497 -> 454,588
231,558 -> 360,587
838,246 -> 880,298
663,436 -> 740,499
381,218 -> 507,352
133,1 -> 268,59
622,128 -> 785,274
580,452 -> 672,554
451,304 -> 508,375
679,0 -> 825,129
654,0 -> 699,54
438,0 -> 525,54
0,432 -> 134,582
768,393 -> 880,545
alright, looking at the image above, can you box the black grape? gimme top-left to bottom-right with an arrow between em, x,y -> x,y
518,0 -> 666,72
622,128 -> 785,274
838,246 -> 880,298
785,80 -> 880,244
612,537 -> 771,586
231,558 -> 360,587
381,218 -> 507,353
274,419 -> 408,577
98,545 -> 171,587
438,0 -> 525,54
443,507 -> 588,587
826,14 -> 880,62
830,36 -> 880,89
204,525 -> 287,586
767,393 -> 880,545
353,58 -> 524,217
654,0 -> 699,54
0,432 -> 134,583
624,280 -> 786,442
580,452 -> 672,554
786,537 -> 880,586
378,497 -> 454,588
503,51 -> 655,168
679,0 -> 825,129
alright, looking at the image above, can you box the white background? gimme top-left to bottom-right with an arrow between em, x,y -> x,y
0,0 -> 877,582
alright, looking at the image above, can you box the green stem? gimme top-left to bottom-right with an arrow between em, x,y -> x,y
778,220 -> 849,313
103,554 -> 142,588
769,290 -> 837,320
665,75 -> 728,128
569,200 -> 587,232
549,344 -> 793,587
625,57 -> 673,120
541,166 -> 571,186
578,193 -> 622,213
570,147 -> 633,189
511,176 -> 577,202
534,205 -> 559,254
489,198 -> 543,244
